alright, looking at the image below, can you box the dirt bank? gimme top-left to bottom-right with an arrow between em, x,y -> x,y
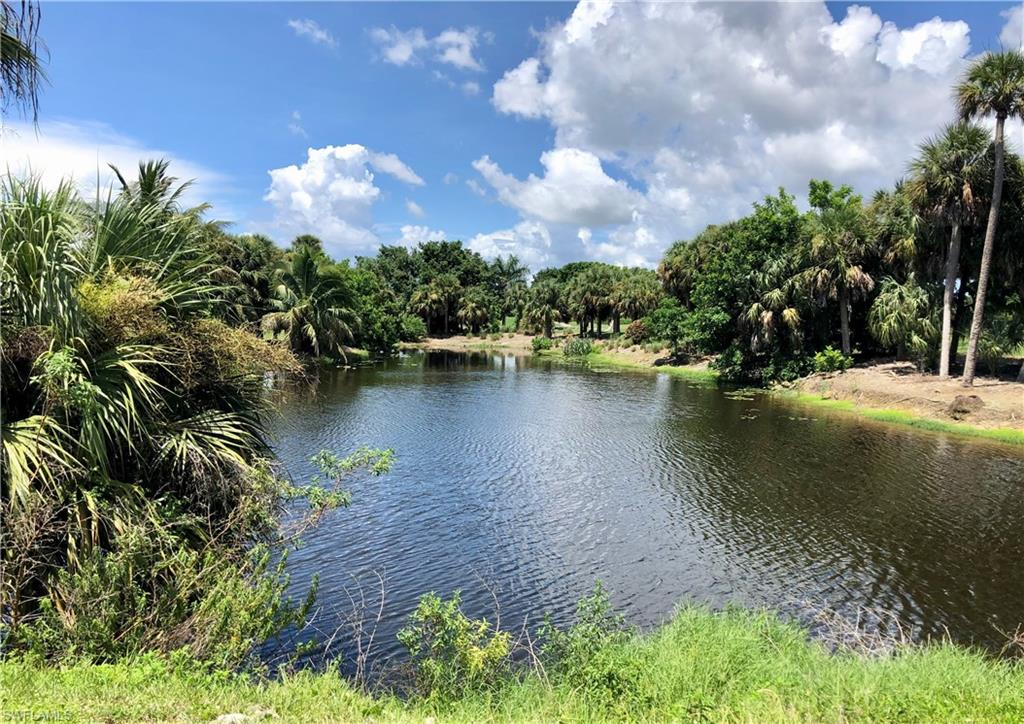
404,333 -> 537,353
790,361 -> 1023,432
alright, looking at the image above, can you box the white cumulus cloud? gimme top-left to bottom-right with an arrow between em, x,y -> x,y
398,224 -> 447,247
264,144 -> 424,256
472,148 -> 642,226
0,120 -> 230,213
487,0 -> 978,266
469,220 -> 553,269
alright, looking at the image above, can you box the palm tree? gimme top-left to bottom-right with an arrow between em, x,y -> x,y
868,275 -> 937,368
263,247 -> 358,358
1,1 -> 46,121
523,280 -> 561,338
907,123 -> 990,378
746,254 -> 805,355
802,181 -> 874,355
409,283 -> 444,335
610,271 -> 662,335
457,286 -> 490,333
432,273 -> 462,336
955,50 -> 1024,385
2,170 -> 284,632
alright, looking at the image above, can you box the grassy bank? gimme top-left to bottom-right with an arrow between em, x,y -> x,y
778,390 -> 1024,446
557,348 -> 1024,447
4,606 -> 1022,723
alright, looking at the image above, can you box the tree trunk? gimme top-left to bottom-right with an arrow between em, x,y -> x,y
444,304 -> 449,336
1017,358 -> 1024,382
613,312 -> 620,335
839,286 -> 851,355
949,282 -> 967,372
579,317 -> 586,337
962,115 -> 1006,387
597,317 -> 603,337
544,315 -> 553,339
938,221 -> 962,379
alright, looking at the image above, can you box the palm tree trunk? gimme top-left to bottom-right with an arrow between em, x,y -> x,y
544,314 -> 553,339
949,283 -> 966,371
613,312 -> 620,336
962,115 -> 1006,386
938,222 -> 962,379
597,317 -> 603,337
579,317 -> 586,336
839,286 -> 851,355
444,304 -> 449,336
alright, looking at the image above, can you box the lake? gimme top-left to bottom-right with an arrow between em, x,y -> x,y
270,350 -> 1024,668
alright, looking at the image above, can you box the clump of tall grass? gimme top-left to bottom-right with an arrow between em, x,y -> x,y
563,338 -> 594,357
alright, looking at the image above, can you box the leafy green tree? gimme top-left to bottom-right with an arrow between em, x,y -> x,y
648,297 -> 688,355
263,247 -> 358,358
955,50 -> 1024,385
802,180 -> 874,355
907,123 -> 991,378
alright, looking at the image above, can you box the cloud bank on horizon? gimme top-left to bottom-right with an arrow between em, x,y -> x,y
3,1 -> 1021,269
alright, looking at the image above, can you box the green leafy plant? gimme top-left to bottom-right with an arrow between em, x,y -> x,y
531,336 -> 554,353
397,591 -> 511,702
813,346 -> 854,373
563,337 -> 594,357
540,583 -> 649,712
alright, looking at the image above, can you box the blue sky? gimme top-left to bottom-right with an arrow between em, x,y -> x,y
4,1 -> 1022,269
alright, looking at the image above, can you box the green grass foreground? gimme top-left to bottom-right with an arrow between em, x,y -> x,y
4,607 -> 1022,723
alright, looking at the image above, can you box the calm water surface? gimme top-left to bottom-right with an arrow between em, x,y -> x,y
270,351 -> 1024,665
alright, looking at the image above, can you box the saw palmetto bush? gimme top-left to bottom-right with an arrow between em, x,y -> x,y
0,170 -> 306,664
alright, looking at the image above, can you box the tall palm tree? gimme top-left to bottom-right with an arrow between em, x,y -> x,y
1,1 -> 46,121
523,280 -> 561,338
955,50 -> 1024,385
802,181 -> 874,355
432,273 -> 462,336
907,123 -> 990,378
263,247 -> 358,358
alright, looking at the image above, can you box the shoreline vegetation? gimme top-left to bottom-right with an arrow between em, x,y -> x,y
5,604 -> 1024,723
405,335 -> 1024,446
3,8 -> 1024,721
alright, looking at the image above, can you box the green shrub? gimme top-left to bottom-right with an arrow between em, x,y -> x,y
540,583 -> 650,712
400,314 -> 428,342
531,336 -> 554,353
813,346 -> 853,373
397,591 -> 511,702
624,319 -> 652,344
563,338 -> 594,357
